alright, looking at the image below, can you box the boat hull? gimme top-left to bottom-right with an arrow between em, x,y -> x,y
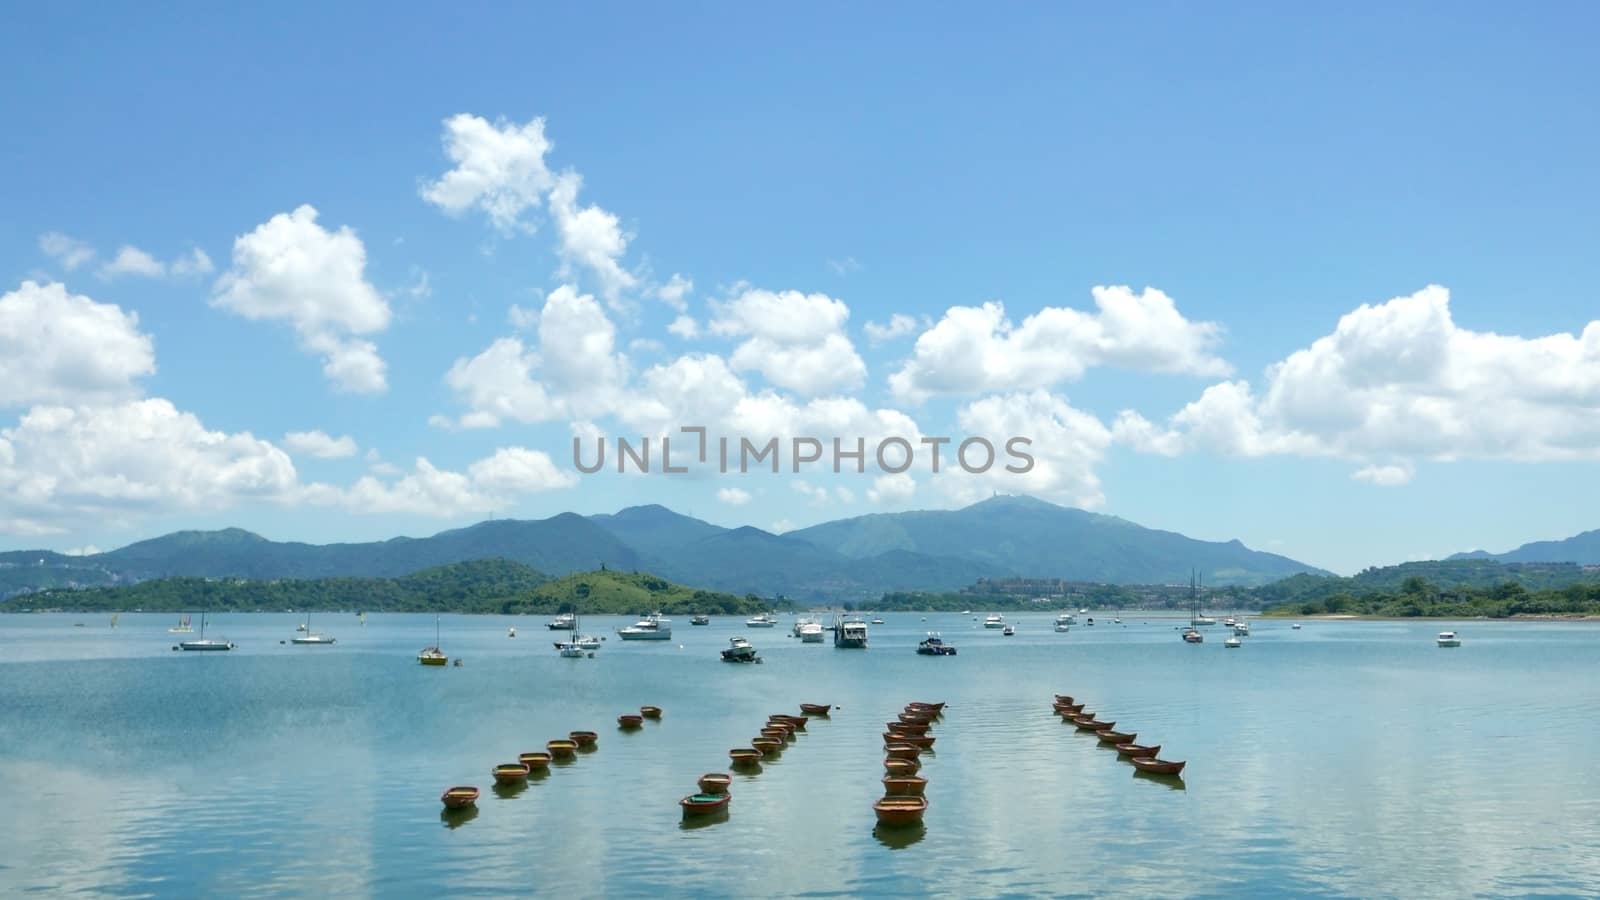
441,786 -> 479,809
883,757 -> 921,775
873,796 -> 928,826
886,721 -> 929,735
617,714 -> 643,729
799,703 -> 831,716
1114,743 -> 1160,758
519,752 -> 551,770
681,793 -> 731,817
1130,757 -> 1186,776
178,641 -> 235,651
1096,730 -> 1136,744
546,740 -> 578,758
569,731 -> 598,748
493,764 -> 531,784
884,742 -> 921,760
640,706 -> 662,719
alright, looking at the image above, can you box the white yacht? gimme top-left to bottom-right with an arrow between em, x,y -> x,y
721,636 -> 760,663
546,613 -> 577,631
983,614 -> 1006,629
799,621 -> 825,643
1224,635 -> 1242,649
746,613 -> 778,628
1002,624 -> 1016,636
1054,612 -> 1076,631
617,613 -> 672,641
1232,621 -> 1250,636
833,615 -> 869,648
1437,631 -> 1461,648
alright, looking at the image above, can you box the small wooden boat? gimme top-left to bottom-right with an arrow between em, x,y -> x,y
1053,694 -> 1074,705
617,714 -> 643,729
1096,730 -> 1136,744
546,739 -> 578,758
884,732 -> 935,749
698,772 -> 733,794
493,763 -> 531,784
1115,743 -> 1161,758
883,757 -> 921,775
1074,718 -> 1112,732
569,730 -> 599,748
760,728 -> 789,743
907,701 -> 945,712
770,714 -> 808,730
1073,710 -> 1097,722
640,705 -> 662,719
873,795 -> 928,826
440,786 -> 479,809
729,747 -> 763,763
680,793 -> 731,817
751,737 -> 782,755
886,720 -> 930,735
898,712 -> 936,726
519,752 -> 551,770
799,703 -> 831,716
764,720 -> 795,738
881,775 -> 928,797
884,742 -> 921,760
1054,703 -> 1084,715
1130,757 -> 1187,775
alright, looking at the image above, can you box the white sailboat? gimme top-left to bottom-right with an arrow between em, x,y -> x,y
177,612 -> 235,651
291,610 -> 336,645
558,613 -> 590,657
169,614 -> 194,634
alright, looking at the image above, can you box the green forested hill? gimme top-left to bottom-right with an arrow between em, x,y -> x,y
497,569 -> 777,616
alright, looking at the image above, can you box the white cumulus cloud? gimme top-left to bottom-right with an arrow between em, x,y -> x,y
717,487 -> 752,506
864,313 -> 921,344
420,114 -> 554,233
1351,463 -> 1415,486
0,280 -> 155,408
38,232 -> 95,271
710,288 -> 866,395
212,205 -> 391,393
889,287 -> 1230,402
282,430 -> 359,459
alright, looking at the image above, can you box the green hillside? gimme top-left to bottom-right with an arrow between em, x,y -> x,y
500,569 -> 778,616
7,559 -> 551,613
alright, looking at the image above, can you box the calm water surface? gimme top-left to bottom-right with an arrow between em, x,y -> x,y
2,612 -> 1598,898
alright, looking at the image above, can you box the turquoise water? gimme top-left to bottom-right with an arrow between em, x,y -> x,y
2,612 -> 1598,898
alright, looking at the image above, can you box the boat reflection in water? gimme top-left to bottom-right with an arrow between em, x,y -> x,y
872,822 -> 927,849
1132,769 -> 1187,791
439,806 -> 479,829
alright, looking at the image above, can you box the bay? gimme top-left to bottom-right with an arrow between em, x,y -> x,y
2,612 -> 1598,898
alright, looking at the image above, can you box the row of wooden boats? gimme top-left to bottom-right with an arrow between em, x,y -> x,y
689,703 -> 833,820
875,701 -> 945,826
1053,694 -> 1187,777
441,705 -> 664,810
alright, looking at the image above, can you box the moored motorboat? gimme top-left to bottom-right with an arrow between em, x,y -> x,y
1115,742 -> 1161,758
519,752 -> 551,770
617,714 -> 643,729
883,757 -> 920,775
916,633 -> 957,655
884,742 -> 921,760
1054,613 -> 1076,631
1182,628 -> 1204,644
441,786 -> 479,809
1096,730 -> 1136,744
680,793 -> 731,817
799,703 -> 831,716
1130,757 -> 1187,776
640,705 -> 662,719
720,636 -> 760,663
798,621 -> 825,643
493,763 -> 531,784
833,615 -> 868,648
690,614 -> 710,626
1224,636 -> 1242,648
745,612 -> 778,628
546,613 -> 576,631
983,613 -> 1006,629
1002,624 -> 1016,636
873,795 -> 928,826
1437,631 -> 1461,647
698,772 -> 732,794
569,730 -> 598,748
546,739 -> 578,758
617,613 -> 672,641
1292,623 -> 1303,630
729,747 -> 763,764
882,775 -> 928,796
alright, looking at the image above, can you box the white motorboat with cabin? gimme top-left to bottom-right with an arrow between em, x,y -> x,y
1436,631 -> 1461,648
834,615 -> 869,648
799,621 -> 825,643
617,613 -> 672,641
746,612 -> 778,628
1054,612 -> 1076,631
983,614 -> 1006,629
1002,624 -> 1016,636
1232,621 -> 1250,636
721,636 -> 760,663
1224,635 -> 1242,648
546,613 -> 576,631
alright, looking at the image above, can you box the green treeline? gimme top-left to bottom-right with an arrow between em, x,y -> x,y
1261,576 -> 1600,618
6,561 -> 779,616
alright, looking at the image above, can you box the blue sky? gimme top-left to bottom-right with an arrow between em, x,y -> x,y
3,3 -> 1598,574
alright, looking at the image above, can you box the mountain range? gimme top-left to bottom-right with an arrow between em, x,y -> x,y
1449,529 -> 1600,565
3,495 -> 1333,600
